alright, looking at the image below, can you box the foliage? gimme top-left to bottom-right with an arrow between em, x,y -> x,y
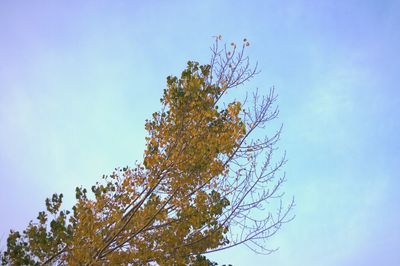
1,37 -> 293,265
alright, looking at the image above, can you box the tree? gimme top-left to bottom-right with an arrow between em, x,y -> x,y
1,37 -> 294,265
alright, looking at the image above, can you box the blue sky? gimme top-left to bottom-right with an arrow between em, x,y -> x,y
1,1 -> 399,265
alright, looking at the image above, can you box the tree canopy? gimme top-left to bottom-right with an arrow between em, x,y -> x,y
1,37 -> 294,265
